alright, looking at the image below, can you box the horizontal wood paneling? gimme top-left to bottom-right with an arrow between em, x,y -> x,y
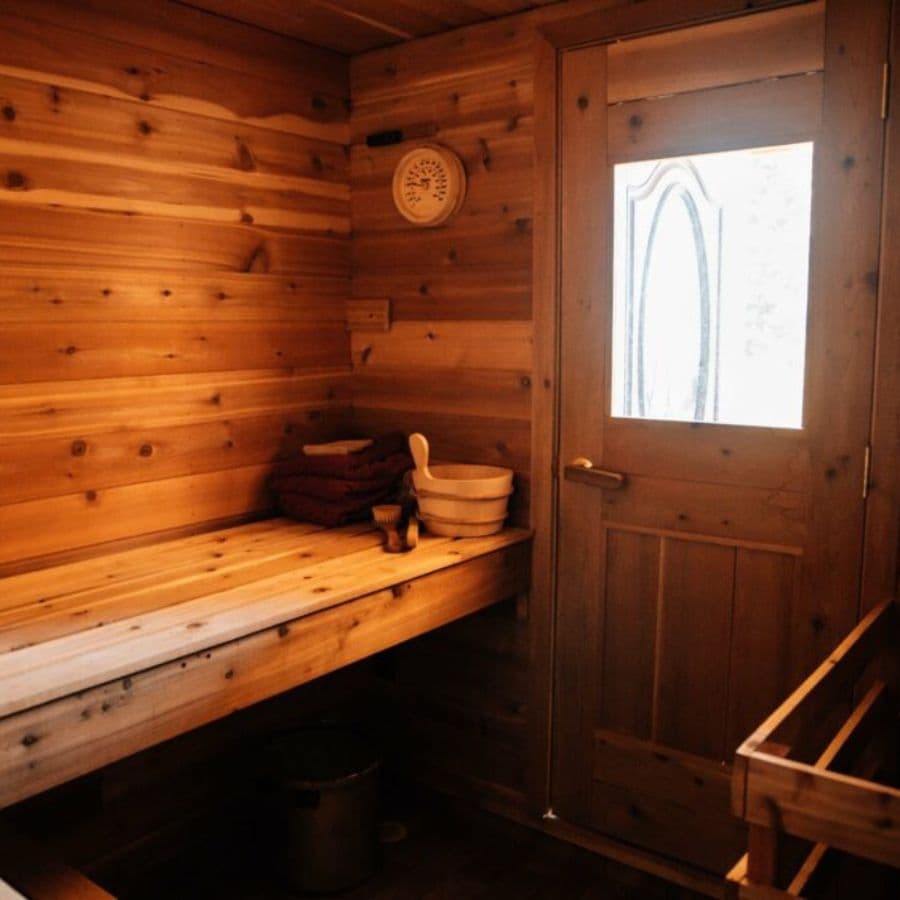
0,72 -> 348,182
0,3 -> 349,139
1,0 -> 352,565
348,2 -> 549,813
0,271 -> 348,324
0,370 -> 351,440
0,205 -> 350,274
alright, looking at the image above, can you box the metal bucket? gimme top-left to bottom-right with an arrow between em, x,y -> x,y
265,726 -> 381,894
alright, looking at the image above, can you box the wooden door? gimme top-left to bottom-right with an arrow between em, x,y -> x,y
551,0 -> 890,874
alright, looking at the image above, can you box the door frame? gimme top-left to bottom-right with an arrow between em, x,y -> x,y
528,0 -> 899,824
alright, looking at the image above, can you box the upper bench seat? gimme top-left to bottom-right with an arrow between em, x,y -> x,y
0,518 -> 531,809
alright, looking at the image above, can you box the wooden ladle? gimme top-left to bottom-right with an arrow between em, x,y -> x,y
408,432 -> 432,480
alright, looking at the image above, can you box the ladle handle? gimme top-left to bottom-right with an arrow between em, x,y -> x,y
408,433 -> 431,477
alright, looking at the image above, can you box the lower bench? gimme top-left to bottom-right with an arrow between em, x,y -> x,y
0,519 -> 531,810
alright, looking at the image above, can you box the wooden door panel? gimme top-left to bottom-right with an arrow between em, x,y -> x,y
591,731 -> 743,871
593,730 -> 733,820
607,71 -> 824,164
596,530 -> 802,761
605,1 -> 824,104
589,779 -> 744,872
597,529 -> 659,739
602,420 -> 809,492
725,549 -> 798,752
598,477 -> 806,547
655,538 -> 735,759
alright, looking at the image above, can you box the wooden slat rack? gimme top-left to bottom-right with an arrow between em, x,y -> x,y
0,518 -> 531,811
728,598 -> 900,898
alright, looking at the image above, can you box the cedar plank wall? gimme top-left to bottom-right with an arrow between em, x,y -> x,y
349,5 -> 600,813
0,0 -> 352,571
350,16 -> 538,813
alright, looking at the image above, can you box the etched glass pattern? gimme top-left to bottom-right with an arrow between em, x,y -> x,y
611,143 -> 814,429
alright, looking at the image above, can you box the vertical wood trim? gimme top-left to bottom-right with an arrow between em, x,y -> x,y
551,41 -> 611,826
528,32 -> 562,816
802,0 -> 890,658
649,536 -> 668,743
862,0 -> 900,613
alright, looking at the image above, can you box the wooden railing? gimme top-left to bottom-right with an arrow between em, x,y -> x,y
728,599 -> 899,897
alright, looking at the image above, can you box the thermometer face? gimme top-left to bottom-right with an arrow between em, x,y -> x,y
392,146 -> 466,226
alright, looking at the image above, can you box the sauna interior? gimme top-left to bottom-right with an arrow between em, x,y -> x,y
1,0 -> 899,897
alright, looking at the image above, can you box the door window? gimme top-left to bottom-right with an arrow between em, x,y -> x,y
611,142 -> 814,428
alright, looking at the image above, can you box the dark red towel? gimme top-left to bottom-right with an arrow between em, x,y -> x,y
274,432 -> 409,479
278,486 -> 397,527
271,451 -> 412,497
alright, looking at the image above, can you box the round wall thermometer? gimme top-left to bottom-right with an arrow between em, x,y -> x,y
392,144 -> 467,227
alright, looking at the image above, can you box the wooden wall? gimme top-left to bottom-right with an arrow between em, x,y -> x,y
0,0 -> 352,571
349,20 -> 539,527
348,8 -> 592,814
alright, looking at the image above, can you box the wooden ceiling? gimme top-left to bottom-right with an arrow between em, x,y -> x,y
179,0 -> 562,55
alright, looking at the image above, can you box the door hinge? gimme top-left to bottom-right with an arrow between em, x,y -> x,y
882,62 -> 890,120
863,444 -> 872,499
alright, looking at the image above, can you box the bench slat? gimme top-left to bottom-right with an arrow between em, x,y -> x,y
0,525 -> 530,718
0,521 -> 373,652
0,538 -> 530,809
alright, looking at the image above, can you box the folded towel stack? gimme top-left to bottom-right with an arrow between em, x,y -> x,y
270,433 -> 413,527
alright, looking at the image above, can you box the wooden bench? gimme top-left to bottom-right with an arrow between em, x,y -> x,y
727,598 -> 900,897
0,518 -> 531,811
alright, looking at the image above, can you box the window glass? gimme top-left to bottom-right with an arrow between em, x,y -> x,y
611,143 -> 813,428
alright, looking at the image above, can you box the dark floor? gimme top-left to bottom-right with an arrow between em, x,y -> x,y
127,791 -> 707,900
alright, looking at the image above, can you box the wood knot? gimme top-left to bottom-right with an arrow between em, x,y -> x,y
21,734 -> 39,748
520,375 -> 531,388
311,94 -> 327,111
629,114 -> 643,129
137,119 -> 153,135
235,137 -> 256,172
85,489 -> 97,502
1,105 -> 15,121
577,95 -> 589,110
71,439 -> 87,457
5,170 -> 27,189
138,443 -> 154,457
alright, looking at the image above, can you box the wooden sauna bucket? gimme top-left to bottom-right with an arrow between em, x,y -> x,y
409,434 -> 513,537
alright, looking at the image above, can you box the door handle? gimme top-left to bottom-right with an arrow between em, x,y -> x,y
563,457 -> 626,489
